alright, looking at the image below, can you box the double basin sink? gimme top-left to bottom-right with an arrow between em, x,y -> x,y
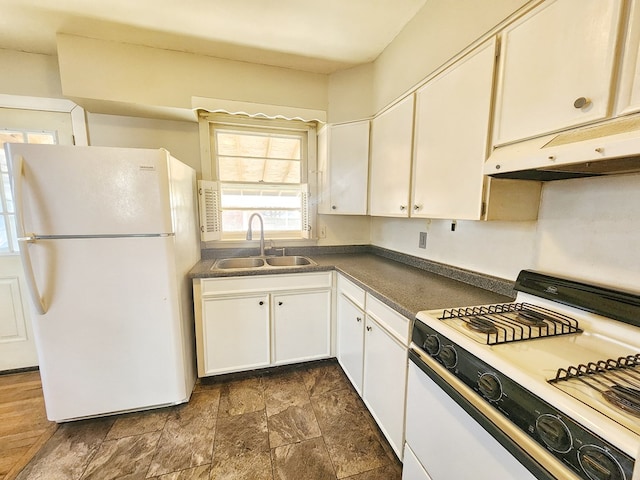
212,255 -> 316,270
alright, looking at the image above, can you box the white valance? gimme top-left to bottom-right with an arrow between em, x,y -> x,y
192,96 -> 326,123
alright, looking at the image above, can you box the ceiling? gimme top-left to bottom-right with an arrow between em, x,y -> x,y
0,0 -> 427,74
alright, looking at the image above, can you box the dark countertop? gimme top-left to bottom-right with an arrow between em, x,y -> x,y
189,252 -> 514,320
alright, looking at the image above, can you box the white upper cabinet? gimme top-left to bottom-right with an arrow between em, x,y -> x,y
616,0 -> 640,116
493,0 -> 623,146
317,125 -> 330,215
412,39 -> 497,220
369,95 -> 415,217
325,121 -> 370,215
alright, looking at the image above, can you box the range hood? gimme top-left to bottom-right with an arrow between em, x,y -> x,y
485,116 -> 640,181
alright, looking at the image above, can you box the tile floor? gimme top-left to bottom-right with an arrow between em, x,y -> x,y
15,360 -> 402,480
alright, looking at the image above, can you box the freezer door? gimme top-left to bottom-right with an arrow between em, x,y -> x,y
8,144 -> 174,236
29,236 -> 193,421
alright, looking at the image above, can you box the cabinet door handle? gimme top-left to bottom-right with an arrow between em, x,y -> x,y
259,301 -> 264,306
366,325 -> 372,332
400,205 -> 407,211
413,204 -> 421,211
356,316 -> 362,322
331,205 -> 337,210
278,301 -> 283,306
573,97 -> 591,109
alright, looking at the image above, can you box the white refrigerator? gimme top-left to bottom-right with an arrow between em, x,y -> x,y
6,143 -> 200,422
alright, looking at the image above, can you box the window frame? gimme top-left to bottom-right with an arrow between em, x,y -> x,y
199,112 -> 318,243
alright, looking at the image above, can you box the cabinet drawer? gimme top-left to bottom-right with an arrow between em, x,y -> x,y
200,272 -> 332,296
337,274 -> 366,309
365,295 -> 410,345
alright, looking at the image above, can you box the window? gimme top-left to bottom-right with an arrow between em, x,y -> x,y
201,115 -> 315,241
0,129 -> 57,254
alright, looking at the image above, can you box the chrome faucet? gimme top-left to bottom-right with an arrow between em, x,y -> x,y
246,213 -> 265,257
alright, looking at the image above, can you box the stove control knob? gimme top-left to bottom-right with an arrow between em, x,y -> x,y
439,345 -> 457,369
423,335 -> 440,355
578,445 -> 624,480
535,415 -> 572,453
478,373 -> 502,401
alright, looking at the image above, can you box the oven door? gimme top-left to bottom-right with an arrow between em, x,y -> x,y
404,348 -> 575,480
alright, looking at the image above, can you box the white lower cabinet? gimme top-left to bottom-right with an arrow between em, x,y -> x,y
336,274 -> 409,459
194,272 -> 331,377
336,290 -> 365,394
363,315 -> 407,457
402,444 -> 433,480
272,290 -> 331,365
201,293 -> 270,374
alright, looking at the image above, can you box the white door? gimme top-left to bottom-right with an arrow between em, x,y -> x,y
493,0 -> 622,145
0,107 -> 74,371
202,294 -> 270,375
369,95 -> 414,217
336,292 -> 364,394
412,39 -> 496,220
272,290 -> 331,364
362,316 -> 407,458
8,144 -> 173,236
327,121 -> 369,215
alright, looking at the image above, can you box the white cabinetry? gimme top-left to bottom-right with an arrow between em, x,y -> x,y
363,295 -> 409,458
336,275 -> 366,394
323,121 -> 370,215
412,39 -> 496,220
493,0 -> 623,146
369,95 -> 415,217
201,294 -> 270,374
194,272 -> 331,376
335,274 -> 408,458
616,0 -> 640,116
272,290 -> 331,364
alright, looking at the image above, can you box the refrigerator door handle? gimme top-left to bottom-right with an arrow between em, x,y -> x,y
12,154 -> 47,315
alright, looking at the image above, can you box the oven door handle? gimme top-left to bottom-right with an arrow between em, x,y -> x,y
408,348 -> 557,480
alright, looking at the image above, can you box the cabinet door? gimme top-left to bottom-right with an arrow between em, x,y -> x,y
201,294 -> 270,375
272,290 -> 331,365
412,39 -> 496,220
369,95 -> 414,217
616,0 -> 640,115
493,0 -> 623,146
362,316 -> 407,458
327,121 -> 370,215
336,292 -> 365,395
317,125 -> 331,215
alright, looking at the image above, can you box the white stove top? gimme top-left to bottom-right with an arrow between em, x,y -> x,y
415,292 -> 640,458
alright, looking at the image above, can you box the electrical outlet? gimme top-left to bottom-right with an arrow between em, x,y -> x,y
419,232 -> 427,249
319,225 -> 327,239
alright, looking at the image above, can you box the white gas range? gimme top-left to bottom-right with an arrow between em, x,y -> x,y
403,270 -> 640,480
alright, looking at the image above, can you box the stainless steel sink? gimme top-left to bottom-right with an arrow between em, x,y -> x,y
265,256 -> 316,267
211,255 -> 316,270
213,257 -> 265,269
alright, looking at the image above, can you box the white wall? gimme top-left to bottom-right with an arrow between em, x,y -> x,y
534,173 -> 640,291
370,217 -> 537,280
328,63 -> 374,123
317,215 -> 371,246
86,113 -> 201,175
0,49 -> 63,98
372,0 -> 531,111
56,34 -> 328,119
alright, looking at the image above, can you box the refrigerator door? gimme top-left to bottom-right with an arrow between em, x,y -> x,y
8,144 -> 174,236
30,235 -> 192,421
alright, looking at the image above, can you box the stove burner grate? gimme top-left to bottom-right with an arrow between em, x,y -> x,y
550,354 -> 640,416
439,302 -> 582,345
